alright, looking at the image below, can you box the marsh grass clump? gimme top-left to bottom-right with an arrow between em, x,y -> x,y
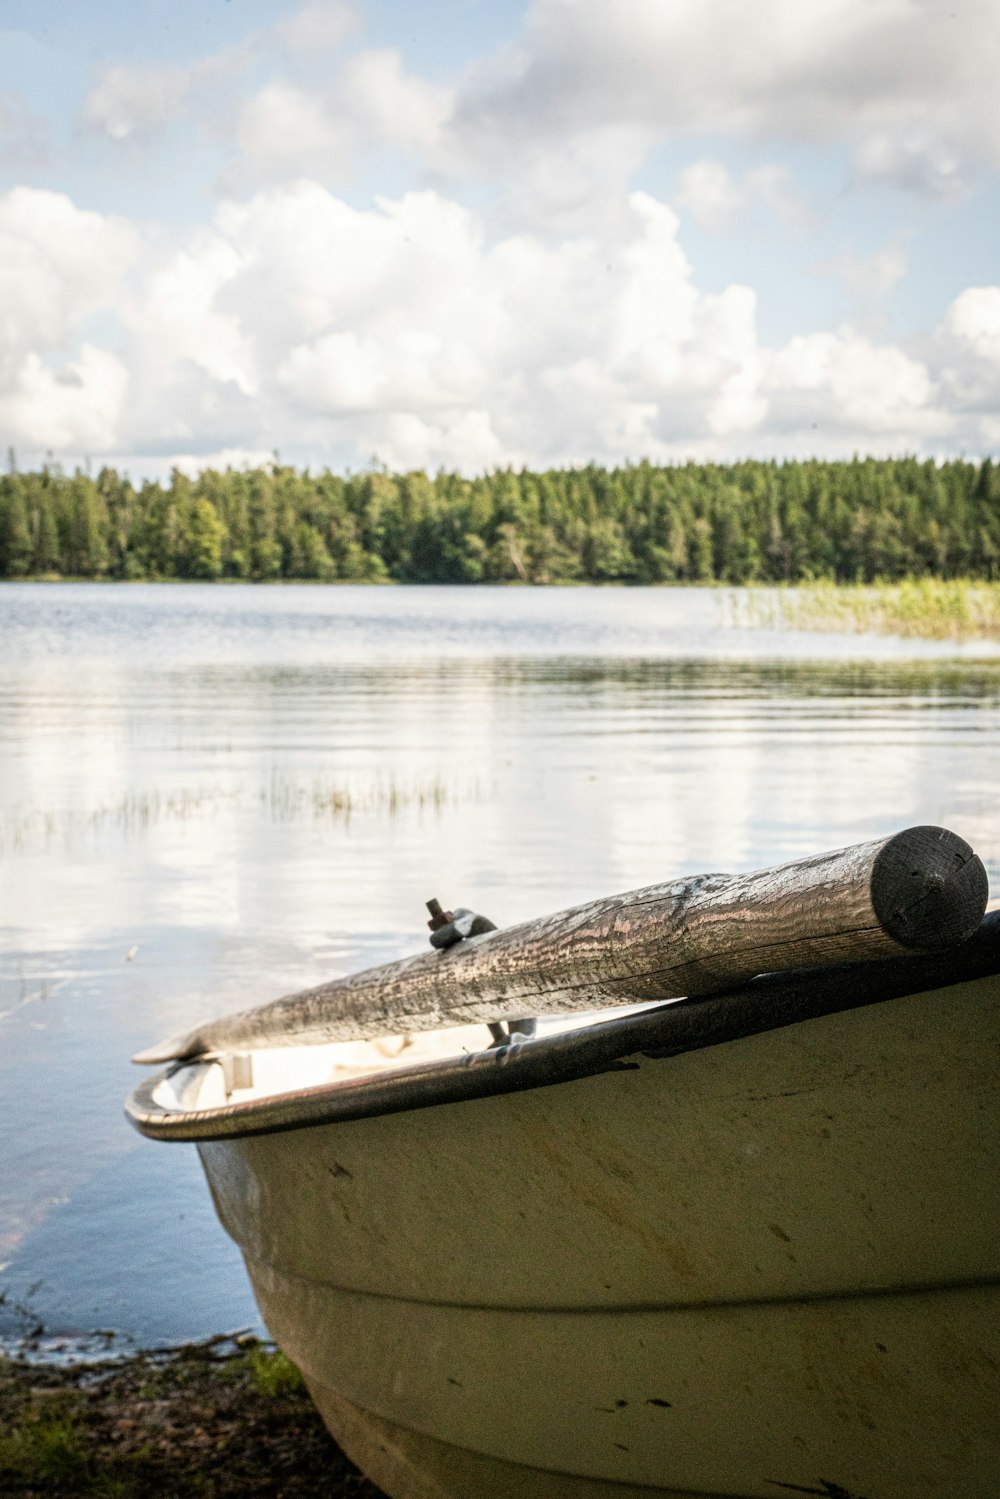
0,785 -> 240,858
0,1406 -> 89,1484
741,579 -> 1000,641
246,1347 -> 305,1397
269,772 -> 481,823
0,770 -> 485,858
0,1339 -> 385,1497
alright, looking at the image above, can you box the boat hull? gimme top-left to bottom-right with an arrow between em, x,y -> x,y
251,1267 -> 1000,1499
309,1382 -> 715,1498
192,968 -> 1000,1499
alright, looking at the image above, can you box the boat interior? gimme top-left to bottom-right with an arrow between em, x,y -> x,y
153,1006 -> 658,1113
130,910 -> 1000,1140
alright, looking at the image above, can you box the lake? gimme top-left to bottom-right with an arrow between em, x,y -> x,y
2,583 -> 1000,1355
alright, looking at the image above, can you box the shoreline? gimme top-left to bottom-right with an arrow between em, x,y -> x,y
3,576 -> 1000,643
0,1333 -> 387,1497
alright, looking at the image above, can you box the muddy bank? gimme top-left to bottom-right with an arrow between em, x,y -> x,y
0,1334 -> 388,1498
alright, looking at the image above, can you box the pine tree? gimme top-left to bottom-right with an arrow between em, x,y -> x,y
34,501 -> 61,574
184,498 -> 227,579
0,482 -> 33,575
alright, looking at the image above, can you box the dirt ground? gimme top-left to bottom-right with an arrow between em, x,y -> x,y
0,1335 -> 389,1498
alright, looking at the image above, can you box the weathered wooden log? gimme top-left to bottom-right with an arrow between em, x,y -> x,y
134,825 -> 987,1063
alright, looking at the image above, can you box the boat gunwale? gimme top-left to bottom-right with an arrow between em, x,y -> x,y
125,911 -> 1000,1143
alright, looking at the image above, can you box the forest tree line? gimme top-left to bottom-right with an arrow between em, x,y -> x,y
1,456 -> 999,585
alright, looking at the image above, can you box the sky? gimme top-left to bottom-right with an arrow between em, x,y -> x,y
0,0 -> 998,478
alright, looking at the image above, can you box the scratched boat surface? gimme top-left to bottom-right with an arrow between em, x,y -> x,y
128,929 -> 1000,1499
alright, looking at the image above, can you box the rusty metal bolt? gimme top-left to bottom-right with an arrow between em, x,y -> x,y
426,897 -> 454,932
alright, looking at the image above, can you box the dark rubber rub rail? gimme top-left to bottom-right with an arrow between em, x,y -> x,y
126,910 -> 1000,1142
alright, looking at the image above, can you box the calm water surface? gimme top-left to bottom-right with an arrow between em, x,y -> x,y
2,583 -> 1000,1353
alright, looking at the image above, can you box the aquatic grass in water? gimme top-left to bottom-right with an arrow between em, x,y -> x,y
264,771 -> 482,822
0,787 -> 240,857
739,579 -> 1000,641
0,775 -> 485,856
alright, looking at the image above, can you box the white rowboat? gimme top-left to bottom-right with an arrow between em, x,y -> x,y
127,832 -> 999,1499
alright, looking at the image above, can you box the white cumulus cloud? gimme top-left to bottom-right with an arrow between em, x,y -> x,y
936,286 -> 1000,433
0,185 -> 135,449
275,1 -> 359,58
1,180 -> 998,471
944,286 -> 1000,364
853,130 -> 966,198
449,0 -> 1000,197
0,189 -> 137,454
0,189 -> 137,374
226,51 -> 452,188
677,160 -> 806,235
339,49 -> 453,153
765,330 -> 940,444
82,64 -> 195,142
230,82 -> 355,184
0,346 -> 129,452
0,91 -> 49,170
819,244 -> 908,305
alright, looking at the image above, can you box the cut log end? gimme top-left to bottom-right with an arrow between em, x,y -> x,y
871,825 -> 988,951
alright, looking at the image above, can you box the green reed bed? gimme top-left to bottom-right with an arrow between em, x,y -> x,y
742,579 -> 1000,641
